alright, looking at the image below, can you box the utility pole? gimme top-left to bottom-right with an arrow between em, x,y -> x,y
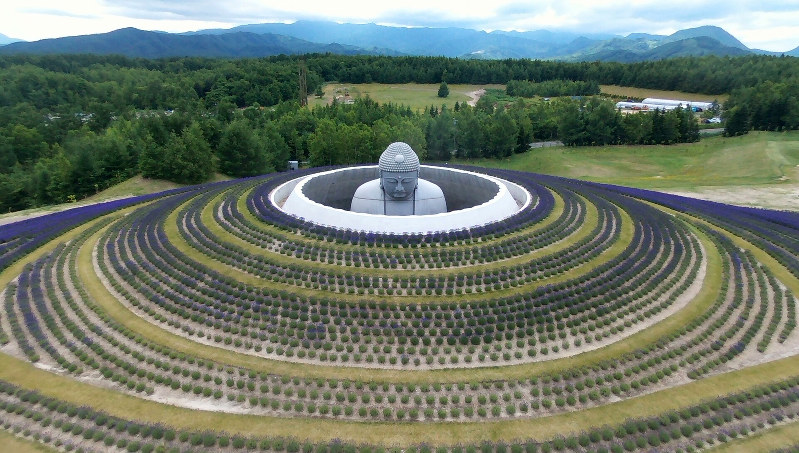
298,61 -> 308,107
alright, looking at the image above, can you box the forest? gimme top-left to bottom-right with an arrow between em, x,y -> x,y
1,53 -> 798,213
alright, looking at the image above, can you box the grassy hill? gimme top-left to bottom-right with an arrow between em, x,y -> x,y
0,174 -> 230,225
459,131 -> 799,190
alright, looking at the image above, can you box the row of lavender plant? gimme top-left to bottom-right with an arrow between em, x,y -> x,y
3,373 -> 799,453
0,185 -> 205,273
98,185 -> 698,369
2,187 -> 793,427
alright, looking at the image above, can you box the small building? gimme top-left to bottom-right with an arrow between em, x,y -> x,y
287,161 -> 299,171
642,98 -> 714,111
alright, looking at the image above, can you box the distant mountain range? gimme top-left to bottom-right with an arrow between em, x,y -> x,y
0,32 -> 22,45
0,28 -> 396,59
1,21 -> 797,61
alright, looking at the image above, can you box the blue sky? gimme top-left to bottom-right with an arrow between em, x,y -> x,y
2,0 -> 798,52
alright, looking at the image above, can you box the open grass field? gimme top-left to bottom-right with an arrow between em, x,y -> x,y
461,130 -> 799,189
600,84 -> 729,103
308,83 -> 505,111
307,82 -> 728,112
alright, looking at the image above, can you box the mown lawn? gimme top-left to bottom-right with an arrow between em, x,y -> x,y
460,131 -> 799,189
308,83 -> 505,111
600,84 -> 728,103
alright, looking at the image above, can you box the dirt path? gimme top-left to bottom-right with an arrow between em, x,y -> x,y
662,183 -> 799,212
466,89 -> 485,107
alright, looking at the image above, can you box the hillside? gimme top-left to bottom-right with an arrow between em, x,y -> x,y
661,25 -> 749,49
0,27 -> 385,58
570,35 -> 751,62
0,21 -> 788,61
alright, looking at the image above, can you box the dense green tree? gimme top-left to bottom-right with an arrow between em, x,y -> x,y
278,109 -> 318,161
724,105 -> 751,136
557,101 -> 586,146
506,79 -> 600,98
259,121 -> 291,172
69,145 -> 98,198
651,109 -> 680,144
455,107 -> 484,158
475,95 -> 494,114
30,147 -> 71,205
174,122 -> 215,183
438,81 -> 449,98
485,110 -> 517,158
675,107 -> 700,143
0,168 -> 29,212
508,102 -> 534,153
584,99 -> 620,145
620,112 -> 653,145
139,133 -> 167,180
9,124 -> 48,164
218,119 -> 272,176
426,107 -> 456,161
0,135 -> 17,171
308,118 -> 341,167
528,103 -> 559,141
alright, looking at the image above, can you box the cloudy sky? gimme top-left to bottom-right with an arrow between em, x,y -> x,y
2,0 -> 799,51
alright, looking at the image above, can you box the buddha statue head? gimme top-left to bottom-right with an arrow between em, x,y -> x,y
378,142 -> 419,200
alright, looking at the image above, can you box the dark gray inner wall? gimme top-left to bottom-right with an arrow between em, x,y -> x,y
424,167 -> 498,211
301,167 -> 378,210
301,166 -> 499,211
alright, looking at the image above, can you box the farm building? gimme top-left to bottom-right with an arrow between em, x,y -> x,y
616,98 -> 715,112
642,98 -> 715,111
614,101 -> 678,111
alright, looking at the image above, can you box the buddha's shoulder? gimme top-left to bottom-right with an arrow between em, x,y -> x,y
417,179 -> 444,197
353,179 -> 382,196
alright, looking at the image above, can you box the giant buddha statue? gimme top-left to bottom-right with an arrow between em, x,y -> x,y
350,142 -> 447,216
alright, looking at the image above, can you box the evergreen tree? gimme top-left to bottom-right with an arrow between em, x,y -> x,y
260,121 -> 291,172
174,122 -> 214,183
438,81 -> 449,98
724,105 -> 750,136
426,107 -> 456,161
69,146 -> 98,198
455,107 -> 484,158
139,133 -> 166,180
485,110 -> 517,158
676,107 -> 700,142
218,119 -> 271,177
557,101 -> 586,146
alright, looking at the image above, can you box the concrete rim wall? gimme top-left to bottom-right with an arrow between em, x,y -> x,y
272,166 -> 532,235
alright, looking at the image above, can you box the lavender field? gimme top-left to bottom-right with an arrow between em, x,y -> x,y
1,167 -> 798,452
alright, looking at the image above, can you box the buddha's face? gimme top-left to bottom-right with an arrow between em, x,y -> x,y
381,171 -> 418,200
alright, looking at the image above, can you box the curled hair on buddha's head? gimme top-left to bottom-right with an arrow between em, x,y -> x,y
378,142 -> 419,189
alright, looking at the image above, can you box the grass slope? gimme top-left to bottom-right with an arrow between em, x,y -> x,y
0,430 -> 56,452
600,85 -> 728,102
461,131 -> 799,190
308,83 -> 505,111
0,173 -> 229,226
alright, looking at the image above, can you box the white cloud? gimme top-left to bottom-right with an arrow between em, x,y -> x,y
0,0 -> 797,51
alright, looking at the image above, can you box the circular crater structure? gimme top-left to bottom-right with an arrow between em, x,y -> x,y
273,165 -> 531,234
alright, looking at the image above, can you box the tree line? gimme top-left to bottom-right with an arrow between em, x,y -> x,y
505,79 -> 600,98
0,53 -> 797,213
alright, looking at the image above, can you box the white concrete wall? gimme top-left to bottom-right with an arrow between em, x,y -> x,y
273,166 -> 531,235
